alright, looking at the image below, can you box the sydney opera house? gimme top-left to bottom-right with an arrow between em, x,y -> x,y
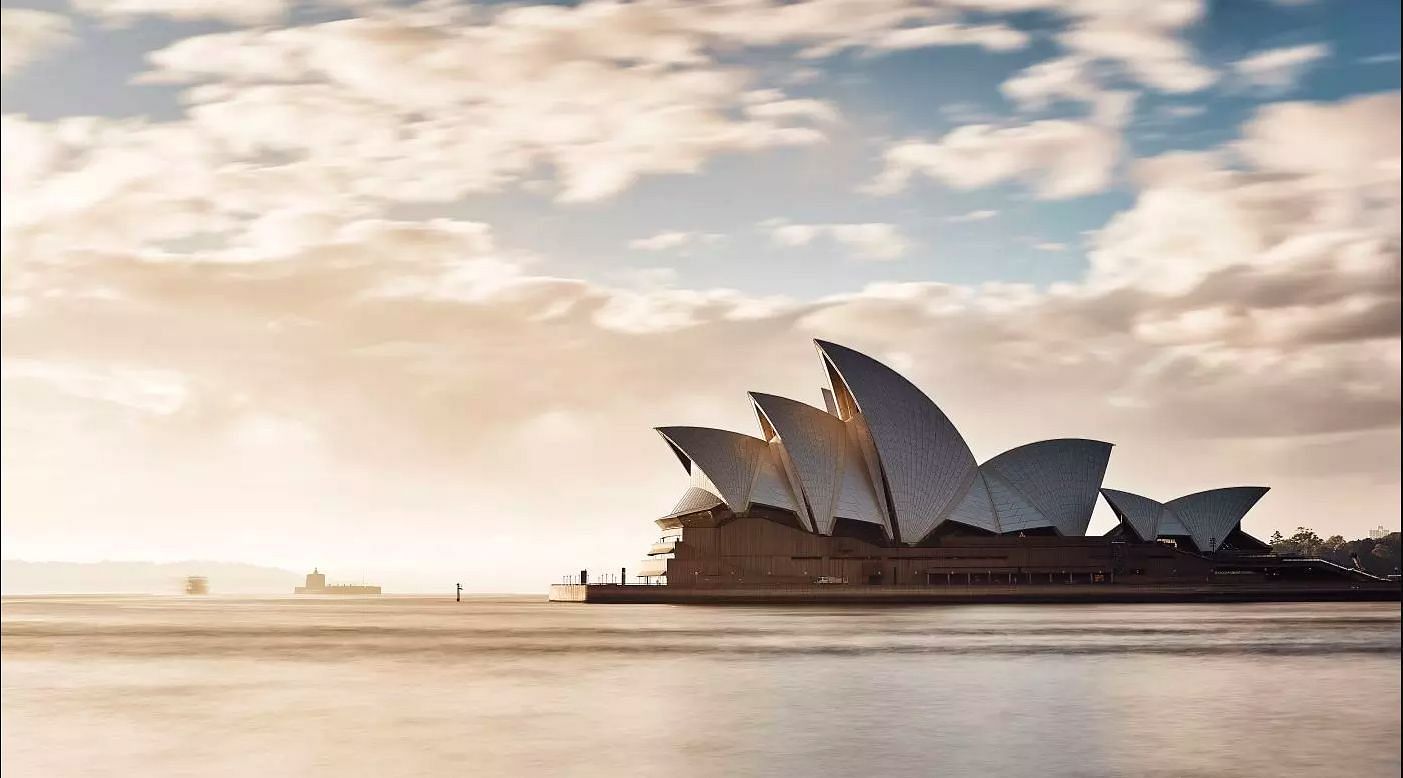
624,340 -> 1377,593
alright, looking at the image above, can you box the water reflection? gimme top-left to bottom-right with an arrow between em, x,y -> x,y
3,597 -> 1399,777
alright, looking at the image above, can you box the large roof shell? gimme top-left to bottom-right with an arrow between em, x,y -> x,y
980,439 -> 1113,536
752,438 -> 803,512
748,392 -> 888,534
843,412 -> 895,537
814,340 -> 977,543
834,418 -> 888,531
750,393 -> 846,535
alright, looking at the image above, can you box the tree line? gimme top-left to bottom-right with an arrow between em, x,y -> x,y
1269,528 -> 1401,577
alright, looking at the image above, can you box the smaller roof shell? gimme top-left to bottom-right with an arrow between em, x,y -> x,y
1100,486 -> 1269,551
656,427 -> 798,515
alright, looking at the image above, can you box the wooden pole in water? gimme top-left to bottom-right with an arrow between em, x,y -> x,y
456,582 -> 462,603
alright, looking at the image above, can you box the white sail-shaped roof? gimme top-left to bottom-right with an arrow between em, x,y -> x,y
815,340 -> 977,544
752,438 -> 802,512
980,439 -> 1113,536
942,472 -> 1000,532
843,413 -> 895,537
1157,507 -> 1191,537
832,424 -> 887,530
664,486 -> 725,519
1100,488 -> 1164,541
748,392 -> 888,535
1166,487 -> 1269,553
656,427 -> 797,514
750,393 -> 845,534
982,471 -> 1047,533
1100,486 -> 1268,551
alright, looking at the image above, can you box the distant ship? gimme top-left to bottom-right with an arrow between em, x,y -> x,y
184,576 -> 209,595
294,568 -> 381,595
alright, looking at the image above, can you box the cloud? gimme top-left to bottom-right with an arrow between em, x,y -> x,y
1233,92 -> 1400,180
131,8 -> 838,205
628,231 -> 723,251
762,219 -> 911,260
2,360 -> 189,415
1089,93 -> 1400,296
868,118 -> 1122,199
1033,242 -> 1068,252
1359,52 -> 1401,65
860,22 -> 1029,55
1056,2 -> 1217,93
0,9 -> 72,77
1233,43 -> 1330,90
999,56 -> 1136,127
1159,104 -> 1207,120
742,96 -> 840,124
660,1 -> 1029,59
10,0 -> 1227,221
947,209 -> 998,223
70,0 -> 289,25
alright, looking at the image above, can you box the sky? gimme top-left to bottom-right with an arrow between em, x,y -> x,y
1,0 -> 1399,592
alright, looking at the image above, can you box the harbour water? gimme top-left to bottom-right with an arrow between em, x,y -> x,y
3,596 -> 1399,777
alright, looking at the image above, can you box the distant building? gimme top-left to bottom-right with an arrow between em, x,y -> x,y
1370,526 -> 1392,540
294,568 -> 381,595
184,576 -> 208,595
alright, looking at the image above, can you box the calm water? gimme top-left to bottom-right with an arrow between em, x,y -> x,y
2,596 -> 1399,777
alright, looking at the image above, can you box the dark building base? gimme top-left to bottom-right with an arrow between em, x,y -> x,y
605,513 -> 1396,603
549,582 -> 1402,605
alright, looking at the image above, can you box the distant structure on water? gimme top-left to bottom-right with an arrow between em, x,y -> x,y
184,576 -> 209,595
294,568 -> 381,595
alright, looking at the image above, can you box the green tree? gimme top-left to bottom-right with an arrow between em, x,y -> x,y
1289,527 -> 1323,556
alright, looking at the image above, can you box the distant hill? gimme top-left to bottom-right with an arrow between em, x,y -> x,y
1,560 -> 303,595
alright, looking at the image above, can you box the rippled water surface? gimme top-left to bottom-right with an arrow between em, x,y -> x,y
3,596 -> 1399,777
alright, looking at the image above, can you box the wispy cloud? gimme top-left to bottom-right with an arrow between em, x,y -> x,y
1358,52 -> 1401,65
947,209 -> 999,223
628,231 -> 723,252
761,219 -> 911,261
1233,43 -> 1330,90
69,0 -> 290,25
1159,104 -> 1207,120
0,8 -> 72,77
868,119 -> 1121,199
